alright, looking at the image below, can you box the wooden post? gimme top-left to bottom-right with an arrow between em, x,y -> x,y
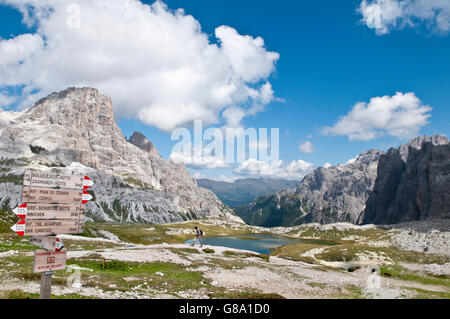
40,271 -> 53,299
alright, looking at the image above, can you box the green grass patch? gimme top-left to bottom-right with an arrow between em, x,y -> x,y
0,290 -> 40,299
298,226 -> 389,242
315,244 -> 449,264
271,243 -> 322,262
404,287 -> 450,299
0,174 -> 23,185
223,250 -> 269,261
0,234 -> 36,251
380,265 -> 450,286
65,258 -> 208,293
202,248 -> 215,254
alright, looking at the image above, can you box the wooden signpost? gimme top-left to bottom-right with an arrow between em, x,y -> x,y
33,250 -> 67,273
13,203 -> 85,220
10,169 -> 94,299
22,187 -> 87,204
11,219 -> 85,236
29,236 -> 64,252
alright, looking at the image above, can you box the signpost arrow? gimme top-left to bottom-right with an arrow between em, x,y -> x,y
13,203 -> 27,219
24,170 -> 85,189
22,187 -> 83,204
30,236 -> 65,252
16,203 -> 85,220
82,190 -> 93,204
11,219 -> 25,236
83,176 -> 94,189
11,219 -> 84,236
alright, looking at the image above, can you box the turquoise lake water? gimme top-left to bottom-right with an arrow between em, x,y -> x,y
185,234 -> 337,255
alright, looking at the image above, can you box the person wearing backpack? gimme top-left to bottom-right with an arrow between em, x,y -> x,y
191,226 -> 203,247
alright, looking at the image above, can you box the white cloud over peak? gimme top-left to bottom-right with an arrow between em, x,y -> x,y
322,92 -> 432,141
299,141 -> 314,154
323,162 -> 333,169
169,142 -> 229,169
0,0 -> 279,132
359,0 -> 450,35
233,158 -> 315,180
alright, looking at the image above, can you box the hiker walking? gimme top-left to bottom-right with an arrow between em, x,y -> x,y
191,226 -> 203,247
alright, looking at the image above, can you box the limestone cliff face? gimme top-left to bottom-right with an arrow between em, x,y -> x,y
0,87 -> 242,224
360,137 -> 450,224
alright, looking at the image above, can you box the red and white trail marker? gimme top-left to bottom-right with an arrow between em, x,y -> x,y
83,176 -> 94,189
11,219 -> 25,236
81,190 -> 93,204
13,203 -> 27,219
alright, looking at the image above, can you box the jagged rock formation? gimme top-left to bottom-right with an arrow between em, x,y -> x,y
234,150 -> 383,227
0,87 -> 242,224
359,137 -> 450,224
128,131 -> 158,155
235,135 -> 449,227
197,178 -> 299,207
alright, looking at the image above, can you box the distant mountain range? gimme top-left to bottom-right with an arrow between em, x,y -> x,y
196,178 -> 299,207
234,135 -> 449,227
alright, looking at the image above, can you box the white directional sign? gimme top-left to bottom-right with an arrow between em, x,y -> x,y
33,249 -> 67,273
22,187 -> 93,204
23,170 -> 94,190
22,187 -> 82,204
11,219 -> 84,236
12,202 -> 85,220
30,236 -> 64,252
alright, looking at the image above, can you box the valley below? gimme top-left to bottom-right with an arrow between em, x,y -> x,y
1,217 -> 449,299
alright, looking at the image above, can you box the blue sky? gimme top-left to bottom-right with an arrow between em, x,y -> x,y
0,0 -> 449,181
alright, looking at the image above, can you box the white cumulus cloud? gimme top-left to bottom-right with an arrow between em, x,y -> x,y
323,162 -> 333,169
233,158 -> 315,180
299,141 -> 314,154
358,0 -> 450,35
0,0 -> 279,132
322,92 -> 432,141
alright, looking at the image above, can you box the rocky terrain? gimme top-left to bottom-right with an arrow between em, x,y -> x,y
235,135 -> 449,227
0,87 -> 241,224
197,178 -> 299,207
0,218 -> 448,299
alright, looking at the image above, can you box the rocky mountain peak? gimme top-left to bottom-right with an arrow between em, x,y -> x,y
398,134 -> 448,162
128,131 -> 158,155
352,149 -> 385,167
26,87 -> 115,126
